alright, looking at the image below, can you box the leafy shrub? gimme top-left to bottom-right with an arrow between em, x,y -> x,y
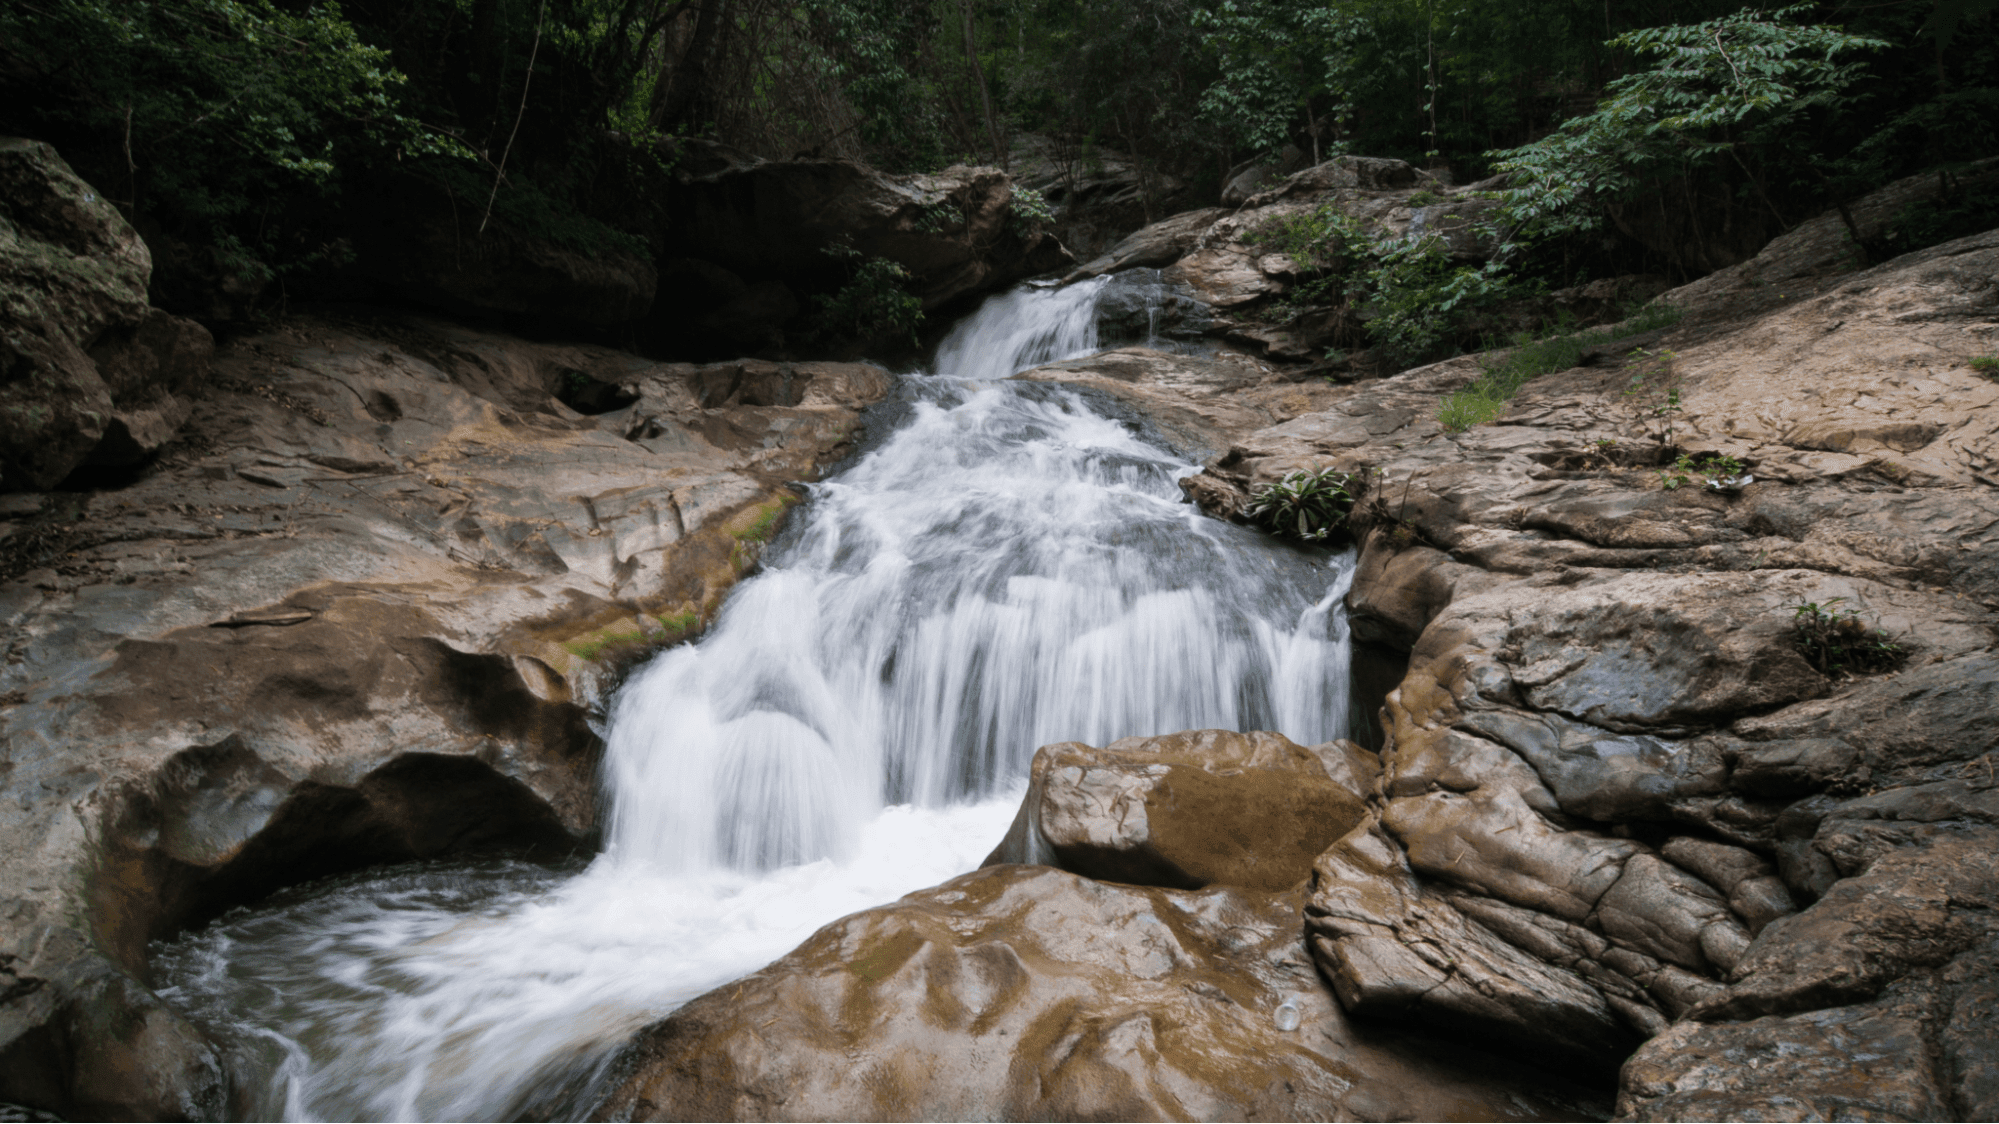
1006,185 -> 1057,241
1971,355 -> 1999,378
418,160 -> 648,258
812,244 -> 923,345
1489,7 -> 1889,246
1244,468 -> 1359,542
1658,452 -> 1743,491
1243,205 -> 1519,368
0,0 -> 465,276
1789,597 -> 1905,676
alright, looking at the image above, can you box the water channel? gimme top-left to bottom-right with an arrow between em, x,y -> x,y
152,274 -> 1359,1121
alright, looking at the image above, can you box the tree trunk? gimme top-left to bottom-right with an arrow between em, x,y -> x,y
959,0 -> 1005,168
652,0 -> 727,133
469,0 -> 502,138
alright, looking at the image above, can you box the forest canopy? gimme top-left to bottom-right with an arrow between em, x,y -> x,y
1,0 -> 1991,297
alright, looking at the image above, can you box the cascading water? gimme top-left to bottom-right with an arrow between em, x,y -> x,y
153,272 -> 1357,1122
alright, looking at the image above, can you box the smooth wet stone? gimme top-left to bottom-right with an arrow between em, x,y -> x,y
982,729 -> 1369,892
594,865 -> 1610,1122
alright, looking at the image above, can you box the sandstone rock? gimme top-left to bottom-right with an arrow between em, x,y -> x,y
0,942 -> 228,1122
1593,855 -> 1749,976
1944,942 -> 1999,1121
1305,817 -> 1639,1067
1220,146 -> 1311,206
594,865 -> 1607,1122
1408,196 -> 1502,261
0,138 -> 213,489
1065,208 -> 1227,281
1659,837 -> 1797,936
1011,347 -> 1296,462
1549,274 -> 1673,323
1089,268 -> 1214,344
0,311 -> 891,1118
1661,156 -> 1999,323
981,730 -> 1367,892
1240,156 -> 1424,206
1346,531 -> 1462,651
1695,827 -> 1999,1021
1008,133 -> 1194,261
1163,244 -> 1285,308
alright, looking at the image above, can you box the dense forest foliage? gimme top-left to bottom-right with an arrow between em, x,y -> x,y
2,0 -> 1992,316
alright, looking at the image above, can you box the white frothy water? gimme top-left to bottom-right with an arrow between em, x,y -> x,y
930,275 -> 1107,380
153,276 -> 1357,1122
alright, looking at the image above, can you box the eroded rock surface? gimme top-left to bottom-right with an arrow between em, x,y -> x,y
0,310 -> 891,1119
594,865 -> 1609,1123
1031,217 -> 1999,1118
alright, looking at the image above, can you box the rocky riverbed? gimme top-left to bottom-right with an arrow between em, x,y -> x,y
4,129 -> 1997,1122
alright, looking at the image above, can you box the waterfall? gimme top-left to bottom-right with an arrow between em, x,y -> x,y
152,275 -> 1357,1122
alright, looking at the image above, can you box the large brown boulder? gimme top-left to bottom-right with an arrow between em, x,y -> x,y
982,729 -> 1369,891
1007,132 -> 1196,261
593,865 -> 1606,1122
0,138 -> 212,489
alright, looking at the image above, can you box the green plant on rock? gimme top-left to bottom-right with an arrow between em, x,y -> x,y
1789,597 -> 1905,676
1622,347 -> 1682,446
1244,204 -> 1520,369
1010,185 -> 1056,230
1244,467 -> 1359,543
1658,452 -> 1742,491
812,243 -> 924,345
1972,355 -> 1999,378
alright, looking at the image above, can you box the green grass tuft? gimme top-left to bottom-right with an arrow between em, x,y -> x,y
655,610 -> 700,637
563,628 -> 645,661
1438,302 -> 1682,432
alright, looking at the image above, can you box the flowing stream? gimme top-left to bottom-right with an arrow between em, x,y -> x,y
153,273 -> 1358,1121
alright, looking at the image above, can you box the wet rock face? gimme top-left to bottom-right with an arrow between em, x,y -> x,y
981,730 -> 1371,892
1006,133 -> 1197,262
0,311 -> 892,1118
0,137 -> 213,489
660,158 -> 1070,318
1090,268 -> 1214,344
1035,215 -> 1999,1117
594,865 -> 1609,1123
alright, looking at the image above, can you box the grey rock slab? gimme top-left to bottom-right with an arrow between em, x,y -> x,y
1619,979 -> 1950,1122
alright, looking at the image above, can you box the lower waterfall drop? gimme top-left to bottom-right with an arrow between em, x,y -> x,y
152,275 -> 1358,1122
